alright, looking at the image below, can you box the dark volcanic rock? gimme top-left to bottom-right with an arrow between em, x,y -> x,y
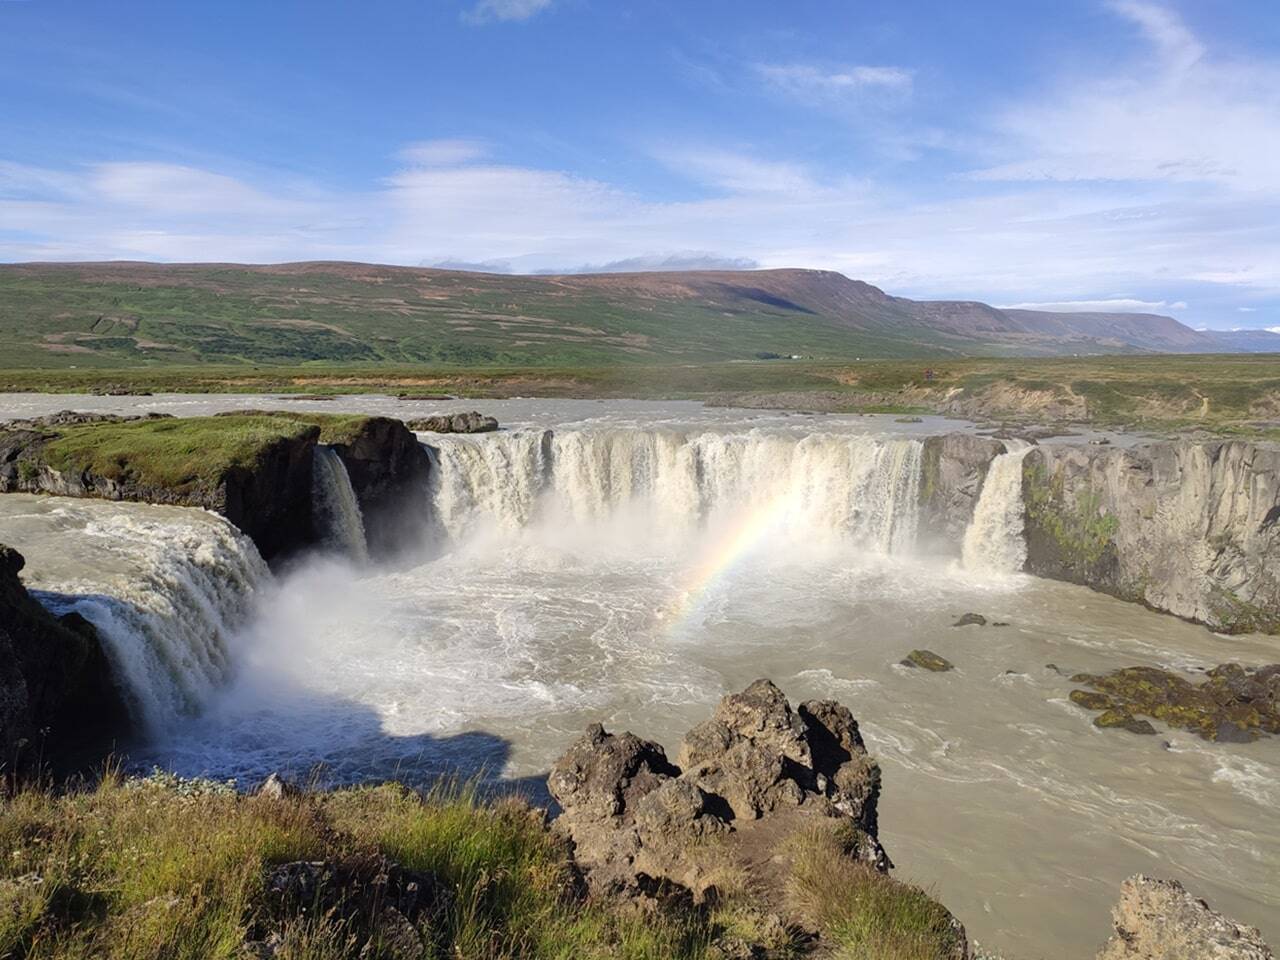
1069,664 -> 1280,741
321,417 -> 432,559
0,543 -> 127,768
406,411 -> 498,434
952,613 -> 987,627
901,650 -> 955,672
918,433 -> 1005,547
548,680 -> 891,901
1096,875 -> 1274,959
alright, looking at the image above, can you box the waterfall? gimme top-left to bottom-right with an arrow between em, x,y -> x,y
425,428 -> 923,554
33,510 -> 269,733
961,441 -> 1034,574
312,445 -> 369,563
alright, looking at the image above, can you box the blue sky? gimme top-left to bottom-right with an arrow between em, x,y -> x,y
2,0 -> 1278,329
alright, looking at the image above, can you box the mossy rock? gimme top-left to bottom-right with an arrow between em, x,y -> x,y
901,650 -> 954,672
1069,690 -> 1113,711
1093,709 -> 1157,735
1070,664 -> 1280,742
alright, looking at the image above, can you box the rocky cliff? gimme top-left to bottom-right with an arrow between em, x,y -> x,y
1021,440 -> 1280,633
0,544 -> 127,771
0,413 -> 431,562
919,432 -> 1005,546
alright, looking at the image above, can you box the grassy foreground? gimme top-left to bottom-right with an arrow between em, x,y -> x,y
2,355 -> 1278,437
0,773 -> 969,960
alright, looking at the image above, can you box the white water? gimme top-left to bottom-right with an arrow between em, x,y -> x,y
962,440 -> 1035,574
312,445 -> 369,564
1,400 -> 1277,958
1,498 -> 266,731
426,428 -> 922,555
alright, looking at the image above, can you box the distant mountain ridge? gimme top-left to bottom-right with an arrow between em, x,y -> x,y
0,261 -> 1271,367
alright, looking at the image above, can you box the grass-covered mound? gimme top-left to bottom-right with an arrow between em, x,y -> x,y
0,773 -> 970,960
35,414 -> 370,494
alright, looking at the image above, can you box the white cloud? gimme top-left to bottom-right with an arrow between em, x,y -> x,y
1238,306 -> 1258,312
757,63 -> 913,98
967,2 -> 1280,190
996,298 -> 1184,313
463,0 -> 551,24
651,146 -> 828,196
1269,327 -> 1280,334
398,140 -> 488,166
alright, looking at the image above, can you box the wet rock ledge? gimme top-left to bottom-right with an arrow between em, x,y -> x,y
0,411 -> 429,561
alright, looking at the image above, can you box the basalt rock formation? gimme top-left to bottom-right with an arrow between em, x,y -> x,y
0,543 -> 126,769
1096,875 -> 1274,959
1022,440 -> 1280,634
919,433 -> 1005,546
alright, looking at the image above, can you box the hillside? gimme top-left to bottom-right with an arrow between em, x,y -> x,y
0,261 -> 1259,368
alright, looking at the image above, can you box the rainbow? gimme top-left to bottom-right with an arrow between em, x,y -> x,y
661,493 -> 796,637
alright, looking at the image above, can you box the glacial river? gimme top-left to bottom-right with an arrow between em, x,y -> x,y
0,394 -> 1276,958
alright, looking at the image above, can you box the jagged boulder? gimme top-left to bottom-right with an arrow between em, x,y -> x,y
548,680 -> 890,903
1096,876 -> 1273,959
406,411 -> 498,434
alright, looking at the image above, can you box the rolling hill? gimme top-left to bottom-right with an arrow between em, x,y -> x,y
0,261 -> 1264,368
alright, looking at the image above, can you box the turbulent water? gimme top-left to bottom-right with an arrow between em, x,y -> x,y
1,397 -> 1276,958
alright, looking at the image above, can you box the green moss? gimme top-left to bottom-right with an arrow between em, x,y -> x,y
901,650 -> 954,672
1205,586 -> 1280,635
33,413 -> 375,494
1023,461 -> 1121,580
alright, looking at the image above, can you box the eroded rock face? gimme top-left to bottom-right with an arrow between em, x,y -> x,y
919,434 -> 1006,548
1023,442 -> 1280,634
548,679 -> 888,900
1096,875 -> 1274,959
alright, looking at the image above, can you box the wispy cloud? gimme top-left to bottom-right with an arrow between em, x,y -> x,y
1238,306 -> 1258,312
756,63 -> 913,99
462,0 -> 551,25
997,298 -> 1186,314
398,139 -> 488,166
967,2 -> 1280,189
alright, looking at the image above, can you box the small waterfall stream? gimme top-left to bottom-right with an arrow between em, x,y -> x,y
312,445 -> 369,564
961,440 -> 1034,574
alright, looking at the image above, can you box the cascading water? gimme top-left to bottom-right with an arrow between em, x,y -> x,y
424,428 -> 924,554
312,445 -> 369,563
11,501 -> 270,732
961,440 -> 1034,574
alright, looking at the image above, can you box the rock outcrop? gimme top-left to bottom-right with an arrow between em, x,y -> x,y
919,433 -> 1005,547
406,411 -> 498,434
1022,441 -> 1280,634
0,413 -> 430,562
549,680 -> 888,897
549,680 -> 969,956
0,544 -> 127,769
316,417 -> 432,558
1096,876 -> 1274,959
1070,663 -> 1280,741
